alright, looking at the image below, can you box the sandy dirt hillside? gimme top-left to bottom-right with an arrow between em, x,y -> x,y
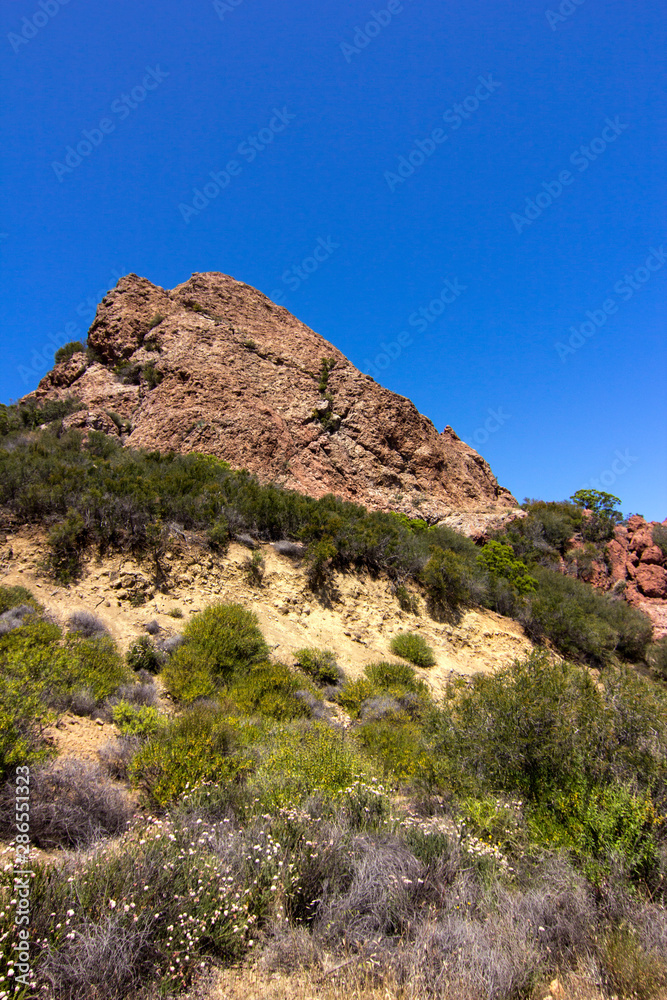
0,525 -> 532,703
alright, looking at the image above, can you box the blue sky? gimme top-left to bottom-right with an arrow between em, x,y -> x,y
1,0 -> 665,519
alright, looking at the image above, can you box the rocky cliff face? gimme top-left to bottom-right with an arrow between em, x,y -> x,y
570,515 -> 667,638
25,272 -> 518,525
606,516 -> 667,638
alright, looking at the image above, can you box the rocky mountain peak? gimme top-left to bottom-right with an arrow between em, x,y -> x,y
27,271 -> 518,527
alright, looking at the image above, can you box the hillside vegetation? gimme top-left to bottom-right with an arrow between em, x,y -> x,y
1,401 -> 666,999
1,579 -> 667,998
0,401 -> 654,670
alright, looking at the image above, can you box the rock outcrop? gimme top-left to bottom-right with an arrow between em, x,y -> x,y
605,516 -> 667,637
24,271 -> 518,525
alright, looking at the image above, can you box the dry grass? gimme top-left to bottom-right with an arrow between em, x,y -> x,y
0,759 -> 133,848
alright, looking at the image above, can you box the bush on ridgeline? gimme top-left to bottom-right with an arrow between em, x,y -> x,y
570,488 -> 624,543
54,341 -> 86,365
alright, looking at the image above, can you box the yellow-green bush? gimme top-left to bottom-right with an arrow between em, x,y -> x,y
294,647 -> 340,685
129,706 -> 252,806
249,721 -> 376,810
180,602 -> 268,680
0,584 -> 39,614
112,700 -> 165,738
528,783 -> 660,884
389,632 -> 436,668
62,634 -> 132,701
228,661 -> 311,720
162,646 -> 216,703
337,675 -> 374,716
338,661 -> 429,719
0,615 -> 130,776
357,716 -> 430,784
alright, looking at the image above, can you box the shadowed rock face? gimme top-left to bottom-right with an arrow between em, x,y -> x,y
26,271 -> 518,524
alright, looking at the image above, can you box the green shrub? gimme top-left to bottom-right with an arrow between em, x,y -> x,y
357,716 -> 430,783
243,549 -> 264,585
126,635 -> 163,674
294,647 -> 341,685
129,706 -> 251,806
0,616 -> 104,776
421,546 -> 469,610
477,540 -> 537,595
336,676 -> 374,717
433,652 -> 609,802
0,664 -> 54,778
394,583 -> 419,614
338,661 -> 428,719
180,603 -> 268,681
46,508 -> 87,583
305,536 -> 337,589
228,661 -> 311,720
0,584 -> 39,614
63,634 -> 132,702
162,645 -> 216,703
142,361 -> 163,388
207,518 -> 229,552
112,700 -> 165,738
570,488 -> 623,542
54,340 -> 86,364
528,783 -> 660,884
364,660 -> 426,694
389,631 -> 436,667
523,566 -> 652,665
249,721 -> 375,810
432,651 -> 667,829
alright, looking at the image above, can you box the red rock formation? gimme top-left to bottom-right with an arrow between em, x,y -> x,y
601,516 -> 667,638
23,272 -> 518,527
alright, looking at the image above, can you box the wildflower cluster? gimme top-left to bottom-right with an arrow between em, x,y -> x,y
334,778 -> 390,829
0,817 -> 258,993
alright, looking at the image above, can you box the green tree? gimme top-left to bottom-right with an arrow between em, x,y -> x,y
571,489 -> 623,542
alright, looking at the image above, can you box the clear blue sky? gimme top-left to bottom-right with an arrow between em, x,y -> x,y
1,0 -> 665,519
